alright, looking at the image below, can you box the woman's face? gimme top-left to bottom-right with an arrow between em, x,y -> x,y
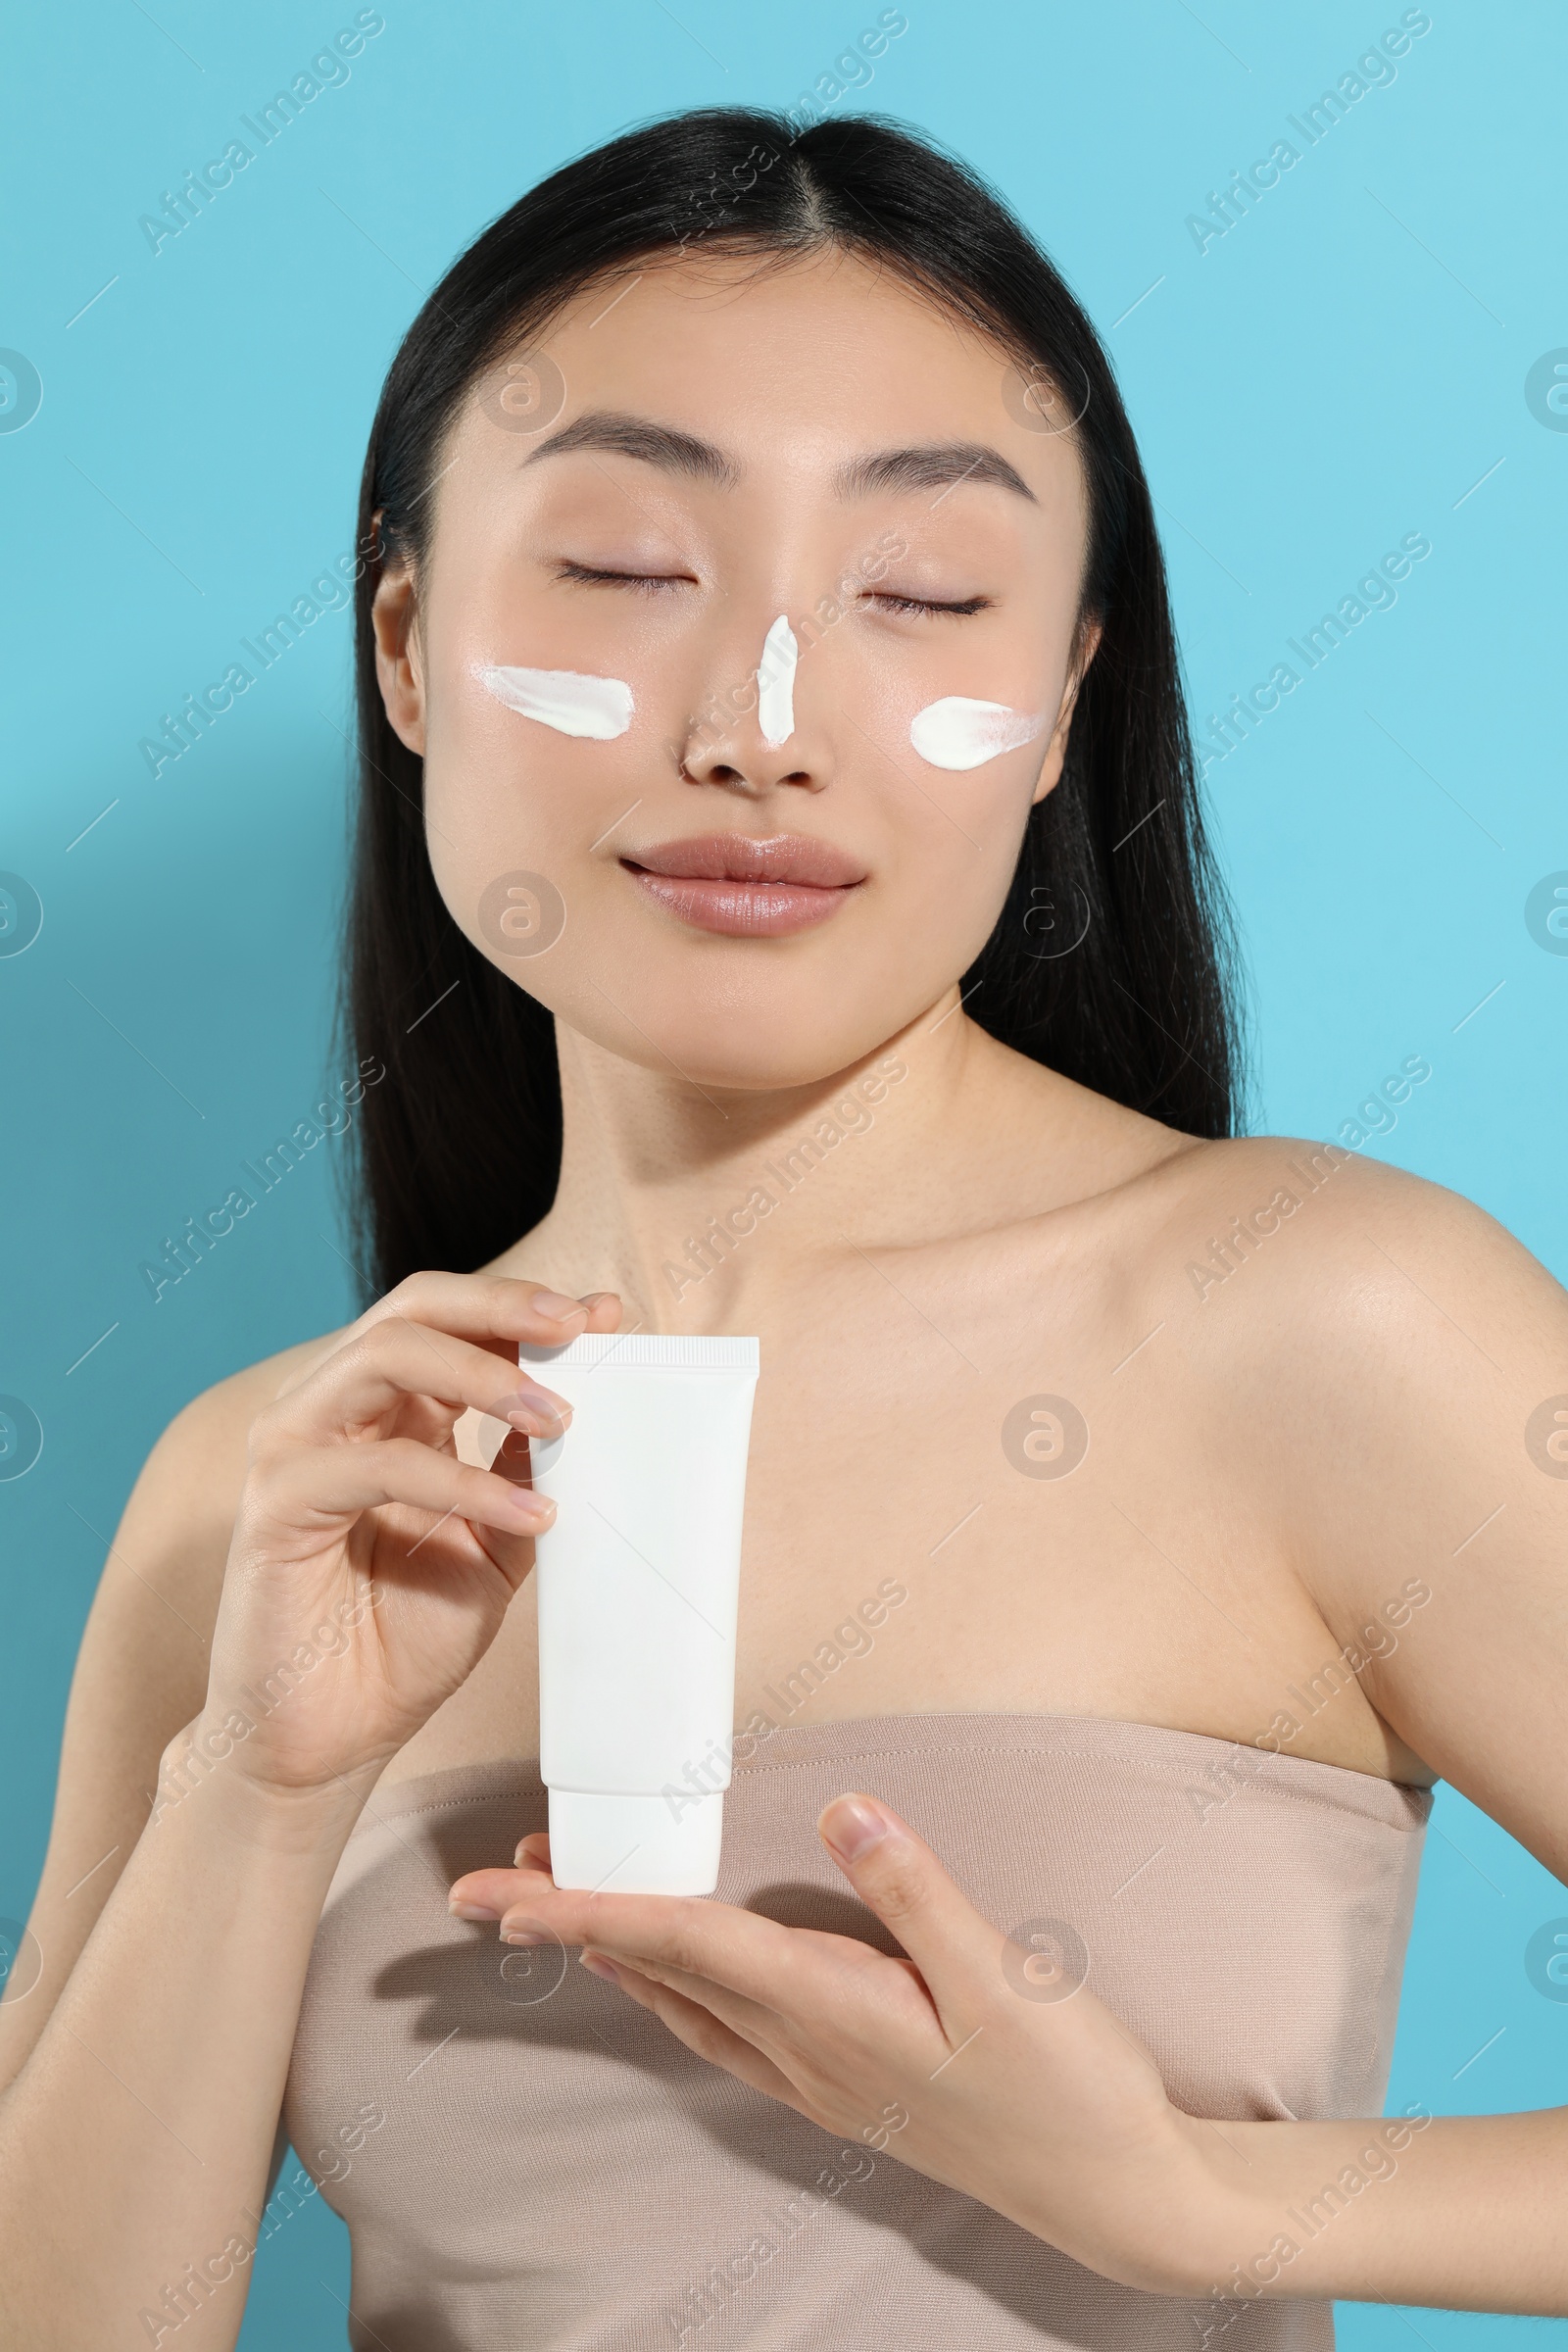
374,247 -> 1095,1090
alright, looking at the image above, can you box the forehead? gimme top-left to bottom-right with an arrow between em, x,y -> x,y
447,246 -> 1089,518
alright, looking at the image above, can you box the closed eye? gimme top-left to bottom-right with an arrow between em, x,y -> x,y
866,591 -> 992,617
556,560 -> 692,595
555,564 -> 988,616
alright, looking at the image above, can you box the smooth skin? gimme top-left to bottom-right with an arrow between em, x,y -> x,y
2,247 -> 1566,2344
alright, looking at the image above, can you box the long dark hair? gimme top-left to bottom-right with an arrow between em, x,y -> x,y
336,107 -> 1247,1304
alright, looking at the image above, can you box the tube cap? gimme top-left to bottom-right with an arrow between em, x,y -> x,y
547,1788 -> 724,1896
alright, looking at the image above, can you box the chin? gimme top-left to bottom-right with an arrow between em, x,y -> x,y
572,980 -> 903,1095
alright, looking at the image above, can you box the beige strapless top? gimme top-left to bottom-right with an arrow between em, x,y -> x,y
282,1713 -> 1431,2349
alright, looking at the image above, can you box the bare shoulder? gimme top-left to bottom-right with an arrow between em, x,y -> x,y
115,1321 -> 357,1633
0,1321 -> 353,2097
1129,1127 -> 1564,1362
69,1321 -> 358,1758
1105,1126 -> 1566,1437
1112,1130 -> 1568,1833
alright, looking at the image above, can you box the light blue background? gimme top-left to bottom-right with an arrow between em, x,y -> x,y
2,2 -> 1564,2342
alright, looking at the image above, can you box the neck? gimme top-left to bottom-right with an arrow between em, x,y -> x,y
513,982 -> 1016,1333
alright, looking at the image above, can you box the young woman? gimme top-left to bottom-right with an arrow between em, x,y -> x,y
2,109 -> 1563,2351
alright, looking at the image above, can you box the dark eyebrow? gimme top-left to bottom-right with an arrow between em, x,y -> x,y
834,441 -> 1037,505
522,413 -> 1035,508
523,409 -> 738,487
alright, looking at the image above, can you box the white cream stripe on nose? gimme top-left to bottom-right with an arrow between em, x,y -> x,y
756,614 -> 798,749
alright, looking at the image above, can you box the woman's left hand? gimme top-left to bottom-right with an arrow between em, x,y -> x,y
449,1790 -> 1234,2293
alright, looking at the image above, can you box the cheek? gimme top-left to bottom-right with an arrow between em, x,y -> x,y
874,675 -> 1053,886
907,695 -> 1050,772
869,763 -> 1041,1004
835,670 -> 1050,922
420,663 -> 642,971
873,660 -> 1066,923
472,660 -> 635,740
426,649 -> 643,821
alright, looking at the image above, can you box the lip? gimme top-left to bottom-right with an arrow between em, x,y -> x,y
618,833 -> 867,938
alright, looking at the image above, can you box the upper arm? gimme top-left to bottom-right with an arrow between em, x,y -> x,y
0,1332 -> 347,2098
1250,1153 -> 1568,1872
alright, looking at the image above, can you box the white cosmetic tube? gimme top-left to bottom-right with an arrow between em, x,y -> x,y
518,1332 -> 760,1895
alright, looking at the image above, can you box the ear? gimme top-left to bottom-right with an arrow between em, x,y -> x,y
370,545 -> 426,757
1031,614 -> 1103,808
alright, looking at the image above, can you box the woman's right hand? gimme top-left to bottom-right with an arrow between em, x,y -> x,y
174,1272 -> 620,1806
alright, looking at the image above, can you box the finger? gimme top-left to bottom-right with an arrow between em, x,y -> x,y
361,1271 -> 622,1351
815,1793 -> 1000,2029
582,1951 -> 806,2107
450,1858 -> 551,1914
573,1292 -> 621,1319
270,1276 -> 620,1403
453,1885 -> 805,2006
463,1878 -> 934,2055
445,1867 -> 805,2055
254,1433 -> 556,1540
252,1314 -> 577,1454
570,1942 -> 787,2054
465,1506 -> 547,1592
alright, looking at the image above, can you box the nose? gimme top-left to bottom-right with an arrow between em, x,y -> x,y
673,611 -> 831,798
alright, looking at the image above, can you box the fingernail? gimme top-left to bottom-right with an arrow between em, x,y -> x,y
491,1387 -> 571,1436
820,1794 -> 889,1862
532,1289 -> 585,1320
502,1925 -> 544,1945
449,1898 -> 498,1921
580,1949 -> 620,1983
507,1488 -> 554,1524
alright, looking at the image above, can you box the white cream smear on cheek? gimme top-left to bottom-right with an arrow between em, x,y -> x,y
475,662 -> 634,740
908,696 -> 1049,772
756,614 -> 798,748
